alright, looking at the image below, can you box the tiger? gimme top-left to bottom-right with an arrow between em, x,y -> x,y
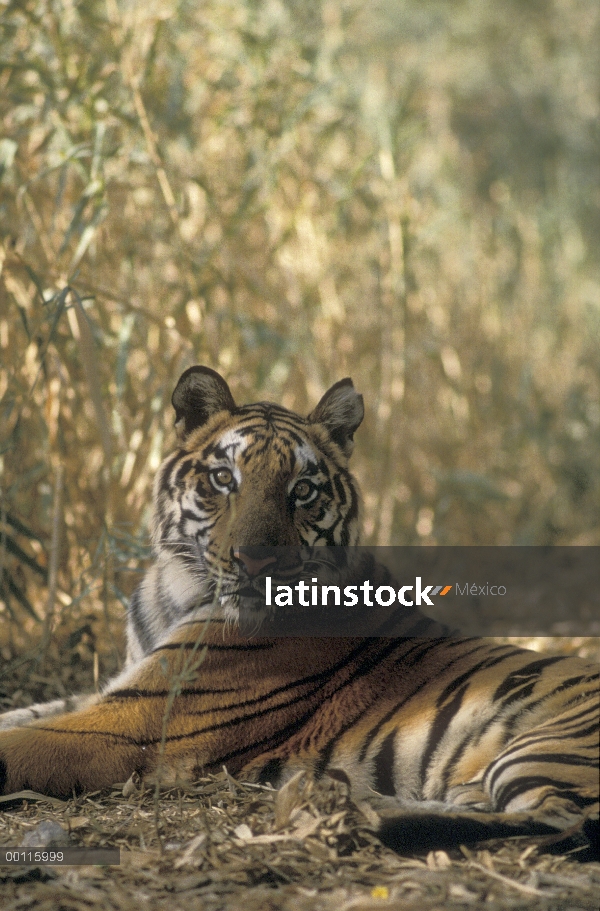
0,366 -> 598,860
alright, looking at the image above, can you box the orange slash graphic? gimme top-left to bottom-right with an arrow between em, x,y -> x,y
440,585 -> 452,596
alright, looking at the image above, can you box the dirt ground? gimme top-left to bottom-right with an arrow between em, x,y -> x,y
1,638 -> 599,911
2,772 -> 600,911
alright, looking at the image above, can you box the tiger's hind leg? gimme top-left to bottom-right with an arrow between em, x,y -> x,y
482,697 -> 599,857
374,693 -> 599,860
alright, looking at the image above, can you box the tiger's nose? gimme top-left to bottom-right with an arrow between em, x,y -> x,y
233,549 -> 277,578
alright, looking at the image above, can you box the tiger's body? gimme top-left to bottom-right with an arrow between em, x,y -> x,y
0,367 -> 598,858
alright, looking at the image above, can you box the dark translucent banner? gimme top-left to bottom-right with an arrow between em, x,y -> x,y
236,546 -> 600,637
0,847 -> 120,865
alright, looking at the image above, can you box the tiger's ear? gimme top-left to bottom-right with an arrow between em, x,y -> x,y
308,378 -> 364,456
172,366 -> 236,438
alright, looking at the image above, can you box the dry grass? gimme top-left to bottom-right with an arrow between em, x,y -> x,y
1,770 -> 599,911
2,1 -> 599,662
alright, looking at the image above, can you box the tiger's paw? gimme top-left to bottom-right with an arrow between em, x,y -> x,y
0,728 -> 34,795
0,725 -> 145,799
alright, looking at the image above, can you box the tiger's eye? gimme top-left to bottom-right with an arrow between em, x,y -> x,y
294,480 -> 313,501
213,468 -> 233,487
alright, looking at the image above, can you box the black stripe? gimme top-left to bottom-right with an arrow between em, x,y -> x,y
177,618 -> 227,627
497,681 -> 536,706
332,475 -> 347,507
128,587 -> 154,655
22,726 -> 149,746
495,776 -> 598,812
152,640 -> 275,653
173,457 -> 197,486
179,507 -> 206,524
437,730 -> 475,798
420,684 -> 468,790
492,717 -> 599,761
373,730 -> 397,796
490,751 -> 598,780
552,675 -> 587,691
105,685 -> 241,700
492,656 -> 566,701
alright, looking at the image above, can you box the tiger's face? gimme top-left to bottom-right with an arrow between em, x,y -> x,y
151,367 -> 364,616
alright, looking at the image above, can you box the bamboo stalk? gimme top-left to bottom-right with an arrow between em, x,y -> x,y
39,462 -> 64,658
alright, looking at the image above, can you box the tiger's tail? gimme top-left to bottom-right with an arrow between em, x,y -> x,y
377,809 -> 599,861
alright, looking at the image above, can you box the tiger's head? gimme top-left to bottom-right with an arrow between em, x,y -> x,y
148,366 -> 364,626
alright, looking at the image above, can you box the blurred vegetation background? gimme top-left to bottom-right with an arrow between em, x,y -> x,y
1,0 -> 599,676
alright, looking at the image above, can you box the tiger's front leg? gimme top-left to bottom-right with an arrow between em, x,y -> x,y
0,627 -> 212,797
0,624 -> 342,798
0,700 -> 162,797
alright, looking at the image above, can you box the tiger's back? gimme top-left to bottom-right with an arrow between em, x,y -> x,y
0,366 -> 598,859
